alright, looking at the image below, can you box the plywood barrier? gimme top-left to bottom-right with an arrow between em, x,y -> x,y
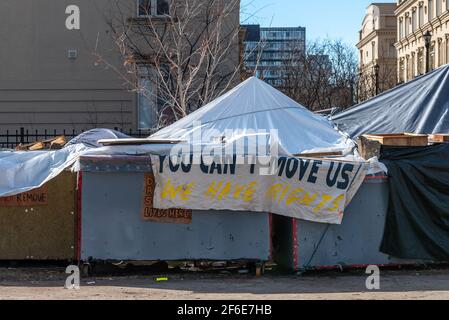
0,171 -> 77,260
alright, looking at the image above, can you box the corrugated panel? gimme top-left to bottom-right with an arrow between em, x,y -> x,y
81,171 -> 271,261
274,178 -> 394,270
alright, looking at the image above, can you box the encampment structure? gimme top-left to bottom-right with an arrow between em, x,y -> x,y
151,77 -> 355,155
1,76 -> 396,271
332,64 -> 449,138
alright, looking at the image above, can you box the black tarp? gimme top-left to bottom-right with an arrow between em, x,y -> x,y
331,64 -> 449,138
380,143 -> 449,261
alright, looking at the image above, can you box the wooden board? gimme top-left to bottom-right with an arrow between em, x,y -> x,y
294,151 -> 343,158
0,186 -> 48,207
16,136 -> 66,151
429,134 -> 449,143
141,173 -> 192,224
0,171 -> 77,260
357,136 -> 382,159
362,133 -> 428,147
98,138 -> 185,146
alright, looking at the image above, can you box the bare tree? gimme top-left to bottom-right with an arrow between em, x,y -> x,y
95,0 -> 241,131
356,63 -> 397,103
281,39 -> 359,111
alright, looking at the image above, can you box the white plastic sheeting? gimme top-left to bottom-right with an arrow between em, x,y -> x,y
0,129 -> 130,197
0,79 -> 376,200
66,128 -> 130,148
0,144 -> 89,197
150,77 -> 355,155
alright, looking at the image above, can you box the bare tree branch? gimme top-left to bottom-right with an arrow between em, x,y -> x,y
95,0 -> 242,132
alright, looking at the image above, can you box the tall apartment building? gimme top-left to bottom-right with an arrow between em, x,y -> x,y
0,0 -> 240,132
396,0 -> 449,83
242,25 -> 306,87
357,3 -> 398,102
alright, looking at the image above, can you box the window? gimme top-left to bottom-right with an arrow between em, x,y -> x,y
138,0 -> 169,17
405,16 -> 409,36
429,0 -> 434,21
399,19 -> 403,39
407,56 -> 413,80
447,0 -> 449,10
419,5 -> 424,26
418,50 -> 424,75
138,66 -> 158,130
430,44 -> 435,70
399,59 -> 405,83
138,0 -> 150,16
436,0 -> 442,15
389,40 -> 396,58
447,39 -> 449,64
438,41 -> 443,66
412,9 -> 417,32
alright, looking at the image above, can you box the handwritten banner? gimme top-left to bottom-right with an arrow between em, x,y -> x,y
142,173 -> 192,224
0,186 -> 48,207
150,155 -> 367,224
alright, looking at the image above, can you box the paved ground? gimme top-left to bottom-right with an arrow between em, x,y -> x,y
2,265 -> 449,300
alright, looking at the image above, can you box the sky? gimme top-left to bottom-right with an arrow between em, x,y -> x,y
241,0 -> 397,46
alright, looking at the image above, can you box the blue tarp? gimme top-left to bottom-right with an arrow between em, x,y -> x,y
331,64 -> 449,138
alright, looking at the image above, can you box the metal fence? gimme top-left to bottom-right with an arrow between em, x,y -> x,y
0,127 -> 149,149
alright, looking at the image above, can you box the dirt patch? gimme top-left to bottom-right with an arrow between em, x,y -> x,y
1,266 -> 449,300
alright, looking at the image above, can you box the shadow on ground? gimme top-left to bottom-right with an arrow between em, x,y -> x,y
1,261 -> 449,296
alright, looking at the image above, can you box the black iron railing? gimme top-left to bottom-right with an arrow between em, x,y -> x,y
0,127 -> 149,149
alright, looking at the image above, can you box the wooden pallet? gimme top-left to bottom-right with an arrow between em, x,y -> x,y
358,133 -> 428,159
428,134 -> 449,143
15,136 -> 66,151
98,138 -> 185,146
357,136 -> 382,159
362,133 -> 428,147
293,151 -> 343,158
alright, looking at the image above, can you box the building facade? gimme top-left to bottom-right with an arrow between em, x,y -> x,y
396,0 -> 449,83
0,0 -> 240,133
242,25 -> 306,87
357,3 -> 398,102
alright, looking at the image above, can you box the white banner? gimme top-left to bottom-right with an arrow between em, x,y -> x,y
150,155 -> 367,224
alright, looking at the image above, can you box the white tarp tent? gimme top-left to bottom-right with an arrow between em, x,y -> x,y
144,77 -> 369,224
150,77 -> 355,155
0,79 -> 374,224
